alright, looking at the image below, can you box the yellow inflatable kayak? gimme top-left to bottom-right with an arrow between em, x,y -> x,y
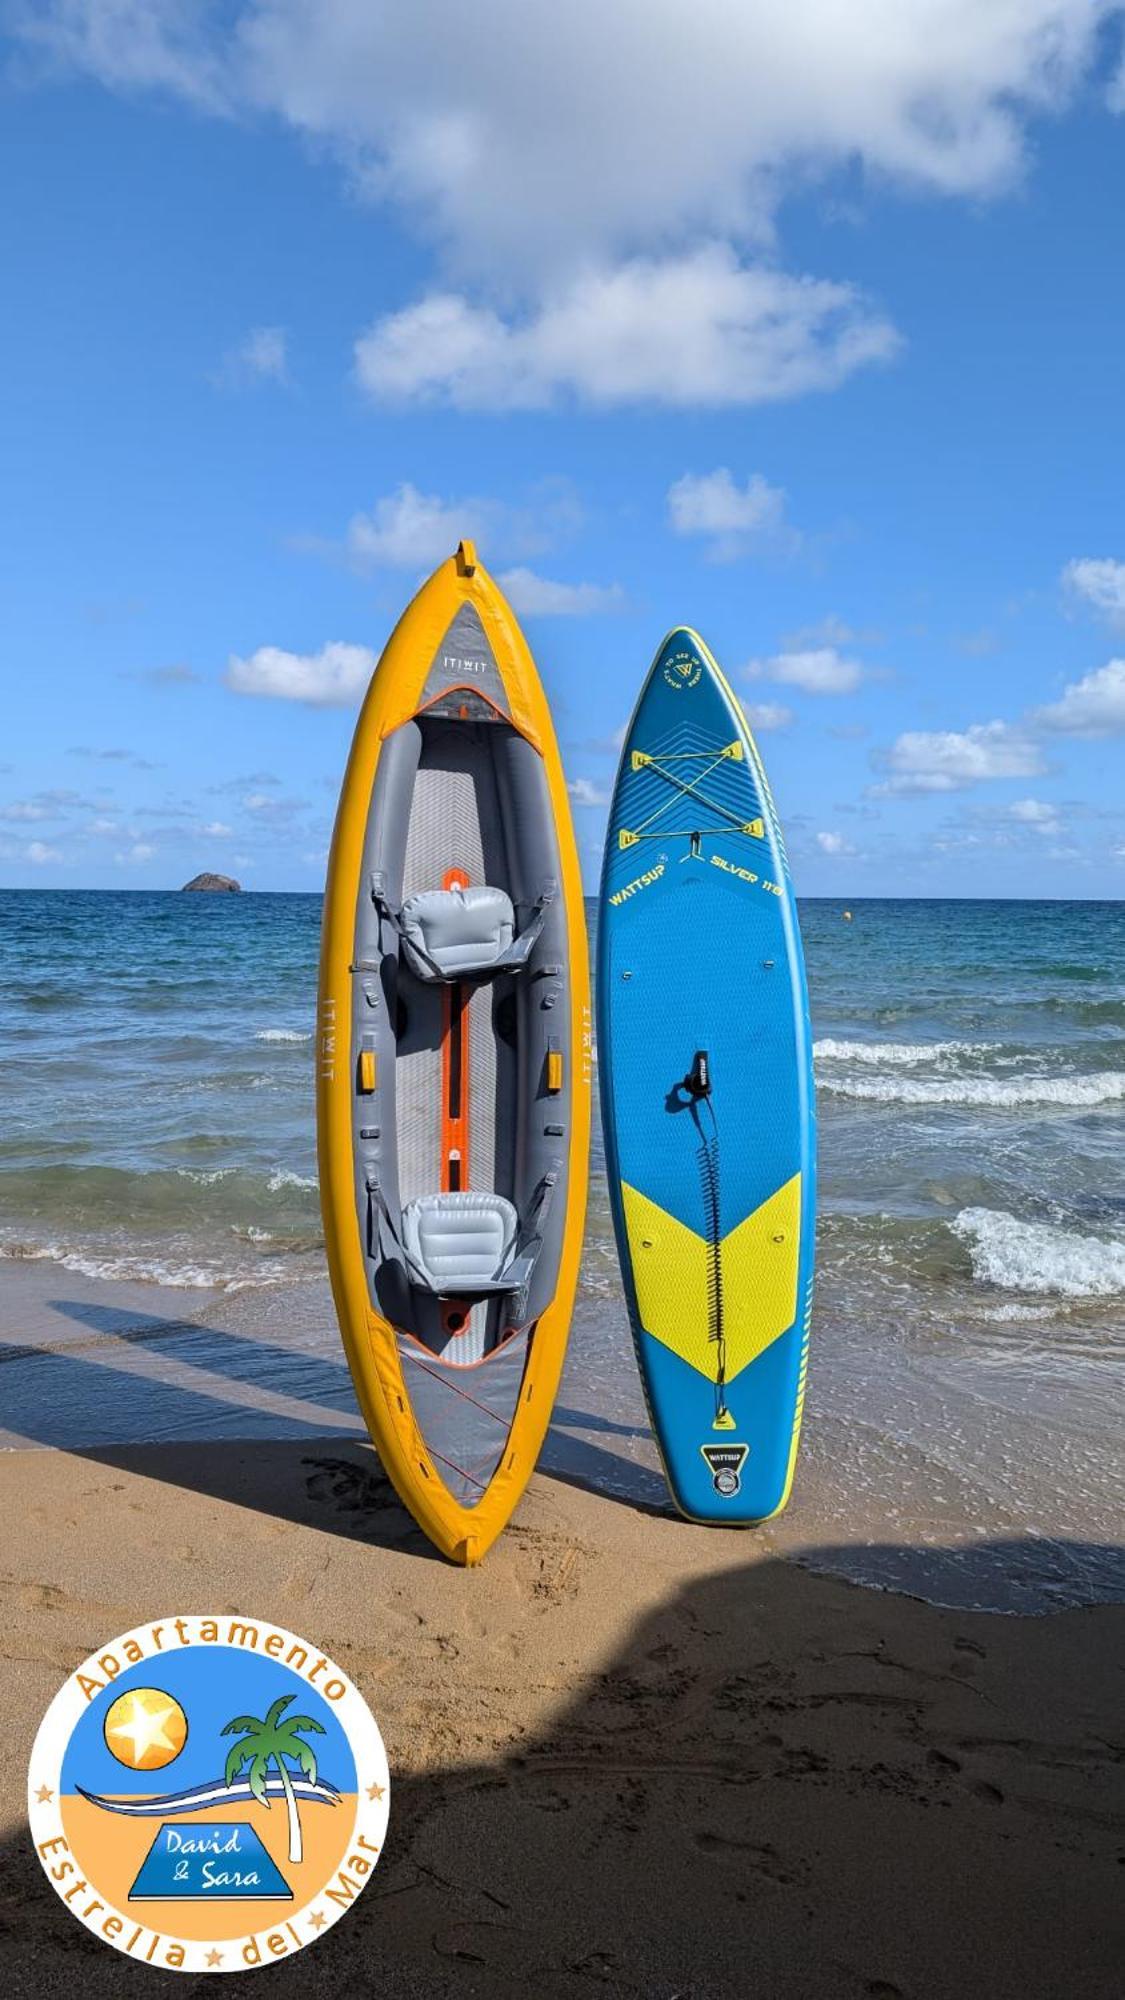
317,543 -> 590,1563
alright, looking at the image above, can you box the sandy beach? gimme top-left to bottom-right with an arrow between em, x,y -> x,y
2,1273 -> 1122,1999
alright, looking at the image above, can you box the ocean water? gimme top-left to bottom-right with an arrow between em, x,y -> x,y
2,890 -> 1122,1608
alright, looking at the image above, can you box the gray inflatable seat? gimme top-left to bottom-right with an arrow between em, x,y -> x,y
399,884 -> 514,981
401,1191 -> 519,1294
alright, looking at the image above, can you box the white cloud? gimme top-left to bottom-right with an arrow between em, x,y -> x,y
14,0 -> 229,107
1062,557 -> 1125,628
346,484 -> 482,569
214,325 -> 289,389
243,792 -> 307,821
667,469 -> 793,561
354,249 -> 898,410
740,700 -> 794,732
1009,797 -> 1060,833
748,647 -> 865,694
816,830 -> 855,856
0,800 -> 53,822
1035,658 -> 1125,737
497,568 -> 624,617
25,6 -> 1111,271
114,842 -> 156,864
871,648 -> 1125,809
1,788 -> 88,821
199,819 -> 234,837
25,839 -> 63,865
338,480 -> 583,573
783,614 -> 876,650
227,641 -> 377,706
26,6 -> 1109,421
568,777 -> 611,807
876,721 -> 1045,794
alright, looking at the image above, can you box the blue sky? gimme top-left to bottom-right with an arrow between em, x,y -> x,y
2,3 -> 1124,895
61,1649 -> 355,1796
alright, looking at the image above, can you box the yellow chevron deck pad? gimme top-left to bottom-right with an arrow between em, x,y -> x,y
620,1173 -> 802,1382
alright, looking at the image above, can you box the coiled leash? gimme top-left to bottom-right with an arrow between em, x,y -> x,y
679,1049 -> 734,1431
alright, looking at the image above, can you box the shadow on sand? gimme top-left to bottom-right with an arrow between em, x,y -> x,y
2,1297 -> 1122,1995
3,1529 -> 1123,2000
1,1296 -> 668,1551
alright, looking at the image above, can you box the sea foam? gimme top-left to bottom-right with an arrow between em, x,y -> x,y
952,1207 -> 1125,1298
0,1239 -> 289,1290
821,1071 -> 1125,1110
814,1038 -> 989,1067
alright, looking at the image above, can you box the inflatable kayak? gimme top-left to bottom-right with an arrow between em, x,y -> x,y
318,543 -> 590,1563
597,627 -> 815,1523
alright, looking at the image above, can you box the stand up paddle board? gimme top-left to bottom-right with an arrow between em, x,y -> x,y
597,628 -> 815,1523
318,543 -> 590,1563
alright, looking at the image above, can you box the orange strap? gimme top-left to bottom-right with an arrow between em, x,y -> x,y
441,867 -> 471,1190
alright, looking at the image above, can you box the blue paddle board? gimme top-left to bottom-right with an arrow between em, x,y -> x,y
597,628 -> 815,1523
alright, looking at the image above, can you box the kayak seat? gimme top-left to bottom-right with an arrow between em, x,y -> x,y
401,1191 -> 519,1294
400,885 -> 514,982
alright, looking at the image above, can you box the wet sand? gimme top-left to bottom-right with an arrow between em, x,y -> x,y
4,1253 -> 1119,1616
1,1418 -> 1122,1997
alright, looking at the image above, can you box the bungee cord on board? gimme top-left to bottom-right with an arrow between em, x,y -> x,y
618,741 -> 764,848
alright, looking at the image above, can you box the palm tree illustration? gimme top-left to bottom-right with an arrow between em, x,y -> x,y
221,1694 -> 326,1865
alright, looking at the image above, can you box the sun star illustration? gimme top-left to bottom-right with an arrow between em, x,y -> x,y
103,1687 -> 188,1771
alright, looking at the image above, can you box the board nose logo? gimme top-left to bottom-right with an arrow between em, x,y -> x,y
700,1443 -> 750,1497
661,650 -> 702,690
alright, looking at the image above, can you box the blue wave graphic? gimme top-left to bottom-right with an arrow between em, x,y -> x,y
77,1772 -> 341,1816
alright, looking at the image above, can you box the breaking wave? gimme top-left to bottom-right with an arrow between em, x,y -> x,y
821,1071 -> 1125,1110
952,1207 -> 1125,1299
814,1038 -> 990,1067
0,1238 -> 291,1291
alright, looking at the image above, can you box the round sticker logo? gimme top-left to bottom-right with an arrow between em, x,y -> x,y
28,1614 -> 389,1975
661,649 -> 702,691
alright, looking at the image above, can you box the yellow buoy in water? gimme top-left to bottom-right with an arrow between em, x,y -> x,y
842,909 -> 853,921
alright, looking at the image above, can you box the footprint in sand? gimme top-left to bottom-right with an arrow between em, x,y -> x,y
927,1747 -> 962,1774
302,1454 -> 417,1538
694,1831 -> 807,1885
